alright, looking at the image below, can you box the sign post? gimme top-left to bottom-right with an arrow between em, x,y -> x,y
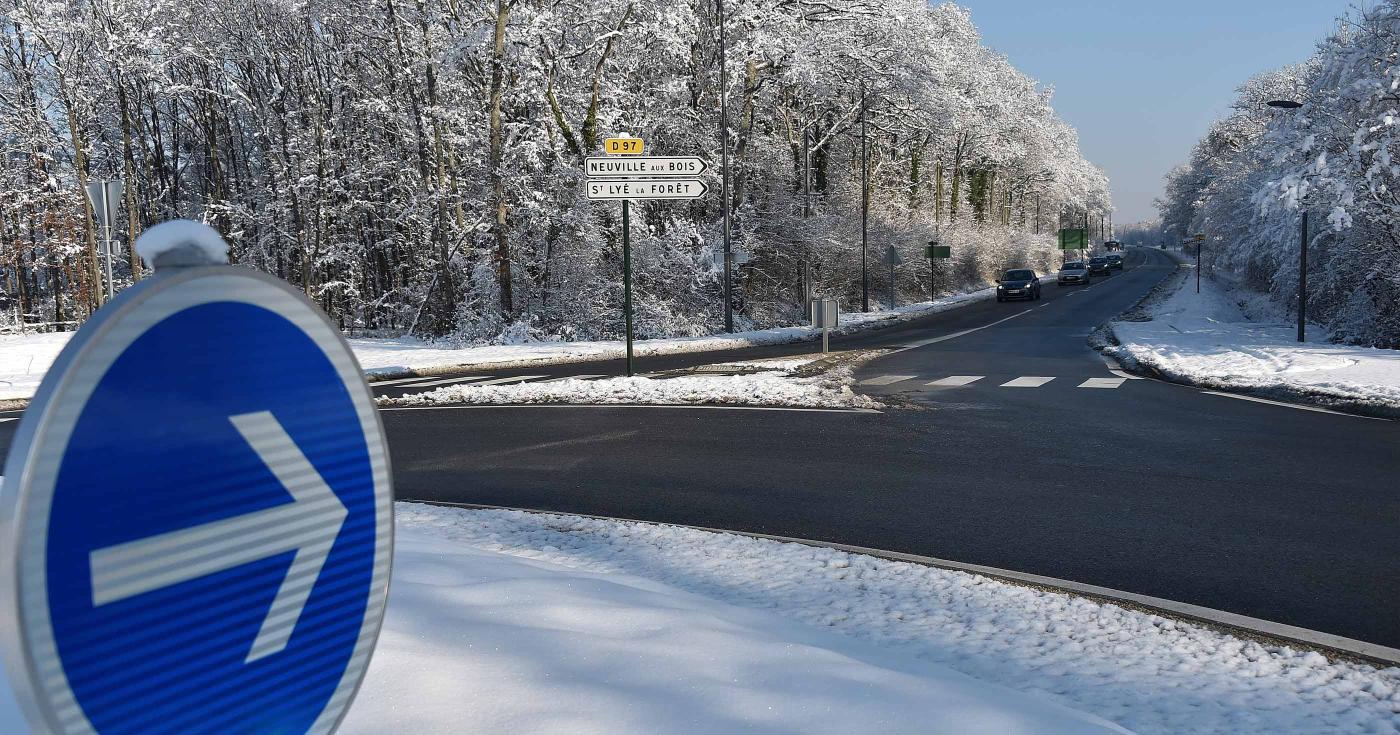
925,241 -> 950,300
1194,233 -> 1206,293
85,179 -> 124,302
810,298 -> 838,353
0,220 -> 392,735
883,245 -> 902,310
584,138 -> 711,377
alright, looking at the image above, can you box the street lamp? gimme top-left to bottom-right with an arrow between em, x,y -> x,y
1266,98 -> 1307,342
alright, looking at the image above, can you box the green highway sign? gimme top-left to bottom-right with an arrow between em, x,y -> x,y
925,243 -> 951,258
1058,228 -> 1087,250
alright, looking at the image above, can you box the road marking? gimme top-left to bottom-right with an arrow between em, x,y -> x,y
1200,391 -> 1390,421
1001,376 -> 1054,388
538,374 -> 607,383
471,375 -> 548,386
396,374 -> 497,389
1079,378 -> 1126,389
0,417 -> 17,424
380,404 -> 881,414
368,374 -> 437,387
927,375 -> 983,387
896,309 -> 1033,351
88,411 -> 347,664
860,375 -> 917,386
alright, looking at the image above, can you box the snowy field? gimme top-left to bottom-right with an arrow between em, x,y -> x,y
1106,262 -> 1400,414
0,287 -> 993,403
379,362 -> 879,410
342,505 -> 1400,735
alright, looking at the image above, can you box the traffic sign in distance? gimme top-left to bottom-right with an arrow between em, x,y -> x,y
587,179 -> 708,200
585,156 -> 708,178
926,244 -> 951,259
1058,228 -> 1088,250
0,228 -> 392,735
884,244 -> 903,265
605,137 -> 645,155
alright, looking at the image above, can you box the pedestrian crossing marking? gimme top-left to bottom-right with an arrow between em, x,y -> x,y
927,375 -> 984,387
860,375 -> 918,386
1000,376 -> 1055,388
1079,378 -> 1126,389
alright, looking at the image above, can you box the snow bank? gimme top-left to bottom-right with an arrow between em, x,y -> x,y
378,368 -> 879,410
387,505 -> 1400,735
133,219 -> 229,269
0,285 -> 993,402
343,514 -> 1126,735
1105,267 -> 1400,414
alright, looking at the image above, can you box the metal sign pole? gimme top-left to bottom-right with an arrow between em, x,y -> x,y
623,199 -> 634,377
100,184 -> 115,301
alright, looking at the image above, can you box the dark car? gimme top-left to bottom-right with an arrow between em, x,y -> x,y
996,268 -> 1041,302
1106,253 -> 1124,270
1087,256 -> 1112,276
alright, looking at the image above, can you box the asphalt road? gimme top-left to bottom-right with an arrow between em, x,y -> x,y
3,247 -> 1398,648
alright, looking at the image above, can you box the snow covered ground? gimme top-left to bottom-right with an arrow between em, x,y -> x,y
0,286 -> 994,402
1105,261 -> 1400,415
342,505 -> 1399,735
379,361 -> 879,410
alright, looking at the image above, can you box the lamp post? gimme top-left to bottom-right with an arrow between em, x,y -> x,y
1267,99 -> 1307,342
718,0 -> 733,332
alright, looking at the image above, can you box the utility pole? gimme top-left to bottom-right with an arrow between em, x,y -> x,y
1034,194 -> 1041,234
718,0 -> 733,332
1298,211 -> 1308,342
860,82 -> 870,312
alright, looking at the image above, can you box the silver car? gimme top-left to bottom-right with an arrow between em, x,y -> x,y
1058,261 -> 1089,285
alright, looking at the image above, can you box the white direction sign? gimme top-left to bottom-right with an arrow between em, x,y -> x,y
587,179 -> 708,201
585,156 -> 708,178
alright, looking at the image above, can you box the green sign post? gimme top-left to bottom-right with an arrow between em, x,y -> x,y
1058,228 -> 1087,250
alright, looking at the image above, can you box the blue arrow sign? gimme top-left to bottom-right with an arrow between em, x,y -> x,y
0,265 -> 392,734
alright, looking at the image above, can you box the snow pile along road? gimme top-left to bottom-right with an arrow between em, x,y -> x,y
378,365 -> 880,410
1106,263 -> 1400,415
0,284 -> 994,402
373,505 -> 1400,735
341,506 -> 1129,735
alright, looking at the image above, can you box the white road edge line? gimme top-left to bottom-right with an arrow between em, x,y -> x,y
0,417 -> 17,424
895,308 -> 1033,352
1199,391 -> 1389,421
380,404 -> 881,414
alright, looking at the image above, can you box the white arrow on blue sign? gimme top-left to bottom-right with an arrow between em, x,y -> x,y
0,260 -> 392,734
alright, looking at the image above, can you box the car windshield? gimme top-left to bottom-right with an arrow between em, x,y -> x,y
1003,270 -> 1034,281
1062,262 -> 1084,270
1090,258 -> 1107,264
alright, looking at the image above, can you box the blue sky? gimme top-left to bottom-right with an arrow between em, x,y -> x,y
955,0 -> 1359,224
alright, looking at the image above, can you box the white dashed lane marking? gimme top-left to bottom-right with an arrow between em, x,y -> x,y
470,375 -> 549,386
398,375 -> 497,389
538,375 -> 607,383
927,376 -> 984,387
1000,377 -> 1055,388
1079,378 -> 1127,389
860,375 -> 918,386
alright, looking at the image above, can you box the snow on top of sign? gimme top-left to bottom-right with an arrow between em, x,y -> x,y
135,220 -> 229,269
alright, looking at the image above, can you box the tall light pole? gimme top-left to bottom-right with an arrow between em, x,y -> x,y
860,82 -> 870,312
718,0 -> 733,332
1267,99 -> 1308,342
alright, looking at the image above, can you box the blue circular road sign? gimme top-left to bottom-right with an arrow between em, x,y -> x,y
0,266 -> 393,734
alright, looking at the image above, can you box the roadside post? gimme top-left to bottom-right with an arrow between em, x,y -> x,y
1193,233 -> 1206,293
810,298 -> 838,353
883,245 -> 902,309
924,241 -> 951,300
585,138 -> 710,377
0,220 -> 393,735
84,179 -> 124,302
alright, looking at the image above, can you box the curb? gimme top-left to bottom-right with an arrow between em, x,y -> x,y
416,500 -> 1400,669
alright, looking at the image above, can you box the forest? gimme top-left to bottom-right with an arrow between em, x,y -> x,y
1154,2 -> 1400,348
1,0 -> 1112,342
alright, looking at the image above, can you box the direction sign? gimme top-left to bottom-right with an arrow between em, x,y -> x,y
0,231 -> 392,734
925,244 -> 951,259
1058,228 -> 1088,250
585,156 -> 708,178
587,178 -> 708,200
604,137 -> 645,155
